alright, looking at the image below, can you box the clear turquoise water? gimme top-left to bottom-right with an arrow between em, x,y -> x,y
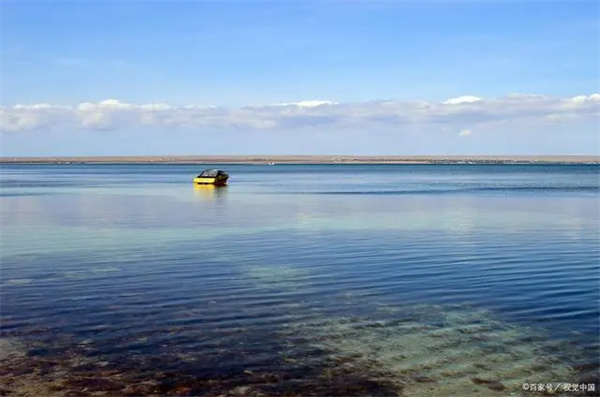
1,164 -> 599,396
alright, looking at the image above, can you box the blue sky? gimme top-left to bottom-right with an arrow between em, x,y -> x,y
1,0 -> 598,155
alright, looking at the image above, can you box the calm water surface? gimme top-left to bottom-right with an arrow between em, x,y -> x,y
1,164 -> 599,396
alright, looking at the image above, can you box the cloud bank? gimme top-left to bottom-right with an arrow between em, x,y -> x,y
1,94 -> 598,133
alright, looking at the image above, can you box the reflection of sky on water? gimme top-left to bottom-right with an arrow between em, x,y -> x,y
1,188 -> 597,258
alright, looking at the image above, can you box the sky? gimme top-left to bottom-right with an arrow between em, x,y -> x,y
1,0 -> 599,156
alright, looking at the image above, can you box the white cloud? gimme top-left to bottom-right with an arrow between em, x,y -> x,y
0,104 -> 74,132
1,93 -> 598,133
443,96 -> 483,105
569,94 -> 600,104
459,129 -> 472,137
270,100 -> 338,108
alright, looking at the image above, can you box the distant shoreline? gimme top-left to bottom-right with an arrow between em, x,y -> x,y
0,155 -> 600,165
1,155 -> 598,165
0,155 -> 598,165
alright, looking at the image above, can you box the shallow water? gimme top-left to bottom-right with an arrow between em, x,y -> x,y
1,164 -> 599,396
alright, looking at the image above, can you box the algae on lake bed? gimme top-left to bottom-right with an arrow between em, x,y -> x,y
281,303 -> 593,397
2,303 -> 596,397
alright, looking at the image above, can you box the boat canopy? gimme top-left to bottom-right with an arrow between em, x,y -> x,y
198,169 -> 228,177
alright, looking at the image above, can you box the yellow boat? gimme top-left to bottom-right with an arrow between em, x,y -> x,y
193,169 -> 229,186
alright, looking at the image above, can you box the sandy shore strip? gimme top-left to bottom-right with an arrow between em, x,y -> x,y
1,155 -> 598,164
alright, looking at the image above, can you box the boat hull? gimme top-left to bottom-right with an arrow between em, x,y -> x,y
193,176 -> 229,186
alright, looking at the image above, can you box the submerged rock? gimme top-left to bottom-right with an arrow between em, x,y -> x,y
470,377 -> 506,391
410,373 -> 437,383
0,338 -> 26,360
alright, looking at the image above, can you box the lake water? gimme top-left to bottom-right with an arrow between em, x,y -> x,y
1,164 -> 599,396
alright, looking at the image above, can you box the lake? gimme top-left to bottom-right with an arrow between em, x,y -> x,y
1,164 -> 599,396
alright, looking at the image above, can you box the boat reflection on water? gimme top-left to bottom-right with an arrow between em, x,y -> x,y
193,184 -> 228,202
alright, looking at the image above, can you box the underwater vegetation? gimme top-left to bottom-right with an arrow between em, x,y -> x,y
282,303 -> 599,396
1,302 -> 598,396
